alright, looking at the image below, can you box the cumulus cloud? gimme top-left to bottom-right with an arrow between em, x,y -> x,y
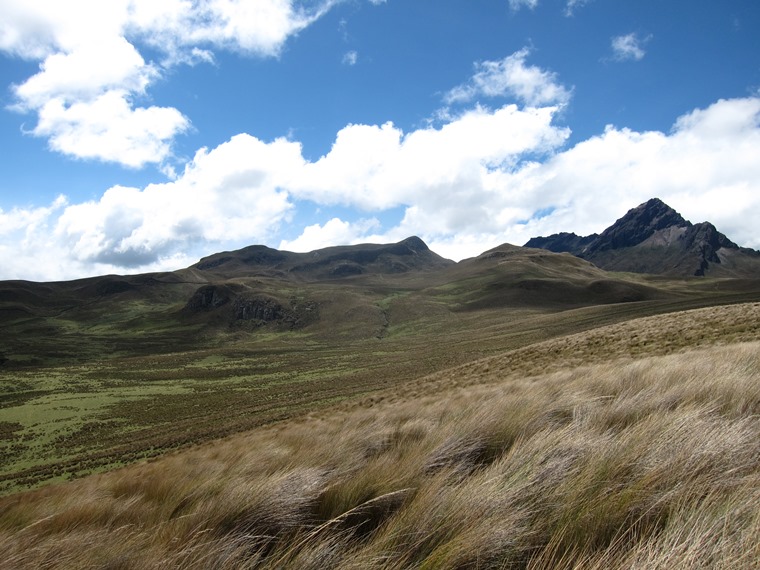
444,48 -> 572,107
127,0 -> 327,61
32,91 -> 189,168
0,0 -> 341,168
5,95 -> 760,281
611,32 -> 651,61
0,98 -> 571,279
469,97 -> 760,253
53,134 -> 300,269
294,104 -> 570,210
281,96 -> 760,263
279,217 -> 381,252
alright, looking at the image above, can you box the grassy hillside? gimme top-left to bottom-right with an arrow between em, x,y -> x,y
2,241 -> 760,567
5,243 -> 759,368
3,285 -> 759,495
1,303 -> 760,568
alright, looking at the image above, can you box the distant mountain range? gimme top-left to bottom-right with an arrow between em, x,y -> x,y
525,198 -> 760,277
3,198 -> 760,367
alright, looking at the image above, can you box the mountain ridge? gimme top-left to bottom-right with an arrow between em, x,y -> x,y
525,198 -> 760,277
193,235 -> 454,279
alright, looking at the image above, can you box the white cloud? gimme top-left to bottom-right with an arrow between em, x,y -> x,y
32,91 -> 189,167
564,0 -> 592,16
509,0 -> 538,11
611,32 -> 651,62
127,0 -> 328,61
287,96 -> 760,261
293,104 -> 570,210
495,97 -> 760,249
508,1 -> 593,16
342,50 -> 358,65
0,0 -> 341,168
53,133 -> 299,268
444,48 -> 572,107
0,100 -> 569,279
2,96 -> 760,280
0,195 -> 66,237
280,217 -> 381,252
12,36 -> 154,107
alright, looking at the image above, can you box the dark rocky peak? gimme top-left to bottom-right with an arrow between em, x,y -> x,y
591,198 -> 690,253
524,198 -> 760,277
398,236 -> 429,252
682,222 -> 740,276
524,232 -> 597,254
687,222 -> 738,252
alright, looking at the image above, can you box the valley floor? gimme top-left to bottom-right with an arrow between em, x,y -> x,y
2,303 -> 760,568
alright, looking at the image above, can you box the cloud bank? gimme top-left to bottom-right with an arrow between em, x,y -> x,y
3,91 -> 759,281
1,4 -> 758,281
0,0 -> 338,168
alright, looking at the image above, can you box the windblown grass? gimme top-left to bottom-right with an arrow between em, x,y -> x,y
2,337 -> 759,569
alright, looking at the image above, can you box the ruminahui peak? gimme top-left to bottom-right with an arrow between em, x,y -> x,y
525,198 -> 760,277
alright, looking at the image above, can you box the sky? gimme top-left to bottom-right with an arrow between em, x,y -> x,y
1,0 -> 759,282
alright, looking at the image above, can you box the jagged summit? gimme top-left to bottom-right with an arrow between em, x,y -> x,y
525,198 -> 760,277
590,198 -> 689,253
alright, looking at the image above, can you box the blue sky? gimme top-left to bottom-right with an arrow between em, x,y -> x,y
1,0 -> 759,280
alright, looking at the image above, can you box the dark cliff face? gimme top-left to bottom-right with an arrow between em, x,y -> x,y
184,285 -> 232,310
587,198 -> 689,254
525,198 -> 759,277
524,232 -> 597,254
682,222 -> 739,276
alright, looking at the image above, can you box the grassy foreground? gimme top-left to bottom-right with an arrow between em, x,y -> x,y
1,308 -> 759,568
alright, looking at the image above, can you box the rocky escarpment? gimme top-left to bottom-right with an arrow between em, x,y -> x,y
184,285 -> 232,310
183,285 -> 318,329
523,232 -> 598,256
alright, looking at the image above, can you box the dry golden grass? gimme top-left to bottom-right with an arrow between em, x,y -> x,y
1,304 -> 759,569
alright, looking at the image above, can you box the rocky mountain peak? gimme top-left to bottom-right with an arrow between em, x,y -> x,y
525,198 -> 759,277
399,236 -> 429,252
591,197 -> 690,253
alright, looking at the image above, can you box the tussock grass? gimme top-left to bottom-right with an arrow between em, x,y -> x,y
2,337 -> 760,569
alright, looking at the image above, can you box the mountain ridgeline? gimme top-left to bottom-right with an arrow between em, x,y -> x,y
192,236 -> 454,279
2,199 -> 760,366
525,198 -> 760,277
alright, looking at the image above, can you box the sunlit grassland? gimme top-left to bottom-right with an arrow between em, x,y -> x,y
2,296 -> 759,495
1,310 -> 758,568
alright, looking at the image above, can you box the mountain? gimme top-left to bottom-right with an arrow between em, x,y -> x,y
3,230 -> 760,368
0,235 -> 688,367
192,236 -> 454,279
525,198 -> 760,277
